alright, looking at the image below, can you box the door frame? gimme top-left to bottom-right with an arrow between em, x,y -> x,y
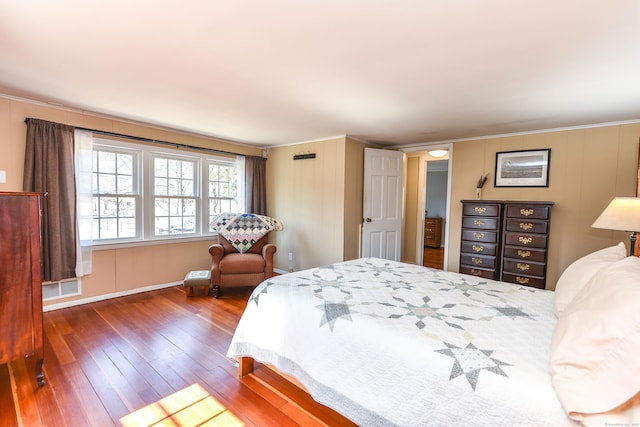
401,143 -> 453,269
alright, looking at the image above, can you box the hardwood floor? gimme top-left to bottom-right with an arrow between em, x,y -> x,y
0,286 -> 356,427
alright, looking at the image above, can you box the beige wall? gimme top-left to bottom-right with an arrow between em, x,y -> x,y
447,124 -> 640,290
3,95 -> 639,304
0,96 -> 262,307
267,136 -> 366,272
403,156 -> 420,263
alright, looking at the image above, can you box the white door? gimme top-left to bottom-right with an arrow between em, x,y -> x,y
361,148 -> 404,260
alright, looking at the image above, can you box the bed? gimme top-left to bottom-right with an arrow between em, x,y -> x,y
227,253 -> 640,426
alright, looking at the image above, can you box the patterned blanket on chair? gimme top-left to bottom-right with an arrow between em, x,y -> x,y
210,213 -> 282,253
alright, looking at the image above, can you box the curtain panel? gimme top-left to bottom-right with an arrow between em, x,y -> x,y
23,118 -> 77,282
245,155 -> 267,215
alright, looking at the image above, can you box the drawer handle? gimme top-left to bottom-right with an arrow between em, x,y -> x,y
517,250 -> 531,258
474,207 -> 487,214
519,222 -> 533,231
472,245 -> 484,253
474,220 -> 485,226
472,257 -> 483,265
519,236 -> 533,245
520,208 -> 534,217
470,269 -> 482,276
516,276 -> 530,284
473,232 -> 485,239
517,263 -> 530,271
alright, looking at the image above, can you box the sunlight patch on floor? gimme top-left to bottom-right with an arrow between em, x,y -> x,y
120,383 -> 244,427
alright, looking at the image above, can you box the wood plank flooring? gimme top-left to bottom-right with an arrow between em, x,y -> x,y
0,286 -> 356,427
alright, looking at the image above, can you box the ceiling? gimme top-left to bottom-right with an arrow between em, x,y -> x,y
2,1 -> 640,148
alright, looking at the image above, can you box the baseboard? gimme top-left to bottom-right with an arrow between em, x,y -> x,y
274,268 -> 290,275
43,280 -> 183,312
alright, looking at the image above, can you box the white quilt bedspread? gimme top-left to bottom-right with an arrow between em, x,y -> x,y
227,258 -> 578,426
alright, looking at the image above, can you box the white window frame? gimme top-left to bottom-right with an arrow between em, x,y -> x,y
204,159 -> 242,233
147,152 -> 200,239
91,137 -> 240,246
92,143 -> 142,243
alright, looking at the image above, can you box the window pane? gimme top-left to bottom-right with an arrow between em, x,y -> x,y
119,197 -> 136,217
117,153 -> 133,175
184,199 -> 196,215
117,175 -> 133,194
155,158 -> 167,177
155,216 -> 169,235
119,218 -> 136,238
168,178 -> 180,196
182,161 -> 193,179
98,151 -> 116,173
100,218 -> 118,239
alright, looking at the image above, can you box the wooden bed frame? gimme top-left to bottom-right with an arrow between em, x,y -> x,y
237,356 -> 357,426
238,356 -> 309,391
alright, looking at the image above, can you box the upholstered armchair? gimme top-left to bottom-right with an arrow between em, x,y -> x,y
208,234 -> 277,298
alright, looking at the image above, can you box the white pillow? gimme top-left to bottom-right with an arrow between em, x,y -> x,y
550,256 -> 640,426
554,242 -> 626,316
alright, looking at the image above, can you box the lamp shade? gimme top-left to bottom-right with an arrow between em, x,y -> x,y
591,197 -> 640,231
428,149 -> 448,158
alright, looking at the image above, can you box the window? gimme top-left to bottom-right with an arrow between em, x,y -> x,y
92,147 -> 139,240
207,161 -> 240,231
153,156 -> 197,236
90,138 -> 241,243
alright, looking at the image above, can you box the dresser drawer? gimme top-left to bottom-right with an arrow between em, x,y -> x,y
505,218 -> 548,234
502,246 -> 546,263
461,229 -> 497,243
502,259 -> 545,277
501,273 -> 546,289
462,204 -> 500,217
503,232 -> 547,248
459,265 -> 496,280
461,241 -> 497,256
460,253 -> 496,269
462,216 -> 499,230
506,204 -> 550,220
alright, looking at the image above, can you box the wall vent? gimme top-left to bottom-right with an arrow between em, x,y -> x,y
43,278 -> 81,301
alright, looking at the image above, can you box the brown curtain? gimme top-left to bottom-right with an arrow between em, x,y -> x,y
245,155 -> 267,215
23,119 -> 77,281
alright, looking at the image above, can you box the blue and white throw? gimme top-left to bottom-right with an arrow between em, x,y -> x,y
227,258 -> 577,427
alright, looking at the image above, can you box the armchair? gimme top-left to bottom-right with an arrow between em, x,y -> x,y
208,234 -> 277,298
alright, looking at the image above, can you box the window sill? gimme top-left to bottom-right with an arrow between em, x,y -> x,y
92,234 -> 218,251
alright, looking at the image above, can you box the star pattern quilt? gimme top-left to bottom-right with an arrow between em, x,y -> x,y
227,258 -> 578,426
210,213 -> 282,253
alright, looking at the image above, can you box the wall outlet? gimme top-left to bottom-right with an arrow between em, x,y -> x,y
0,170 -> 6,183
288,252 -> 293,261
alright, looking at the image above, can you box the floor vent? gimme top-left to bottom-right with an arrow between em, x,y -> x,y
43,278 -> 81,301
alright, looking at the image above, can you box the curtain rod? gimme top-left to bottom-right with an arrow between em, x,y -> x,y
24,118 -> 247,157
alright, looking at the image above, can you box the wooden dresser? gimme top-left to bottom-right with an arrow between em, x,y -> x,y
0,192 -> 45,386
459,201 -> 502,279
460,200 -> 553,289
500,201 -> 553,289
423,217 -> 443,248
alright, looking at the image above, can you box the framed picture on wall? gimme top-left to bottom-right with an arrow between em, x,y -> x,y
495,149 -> 551,187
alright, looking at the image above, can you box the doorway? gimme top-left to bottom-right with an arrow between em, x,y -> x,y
423,160 -> 448,269
402,145 -> 452,269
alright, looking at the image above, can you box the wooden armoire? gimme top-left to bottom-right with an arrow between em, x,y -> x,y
0,192 -> 45,386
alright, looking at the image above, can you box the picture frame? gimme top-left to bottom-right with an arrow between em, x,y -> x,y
495,149 -> 551,187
